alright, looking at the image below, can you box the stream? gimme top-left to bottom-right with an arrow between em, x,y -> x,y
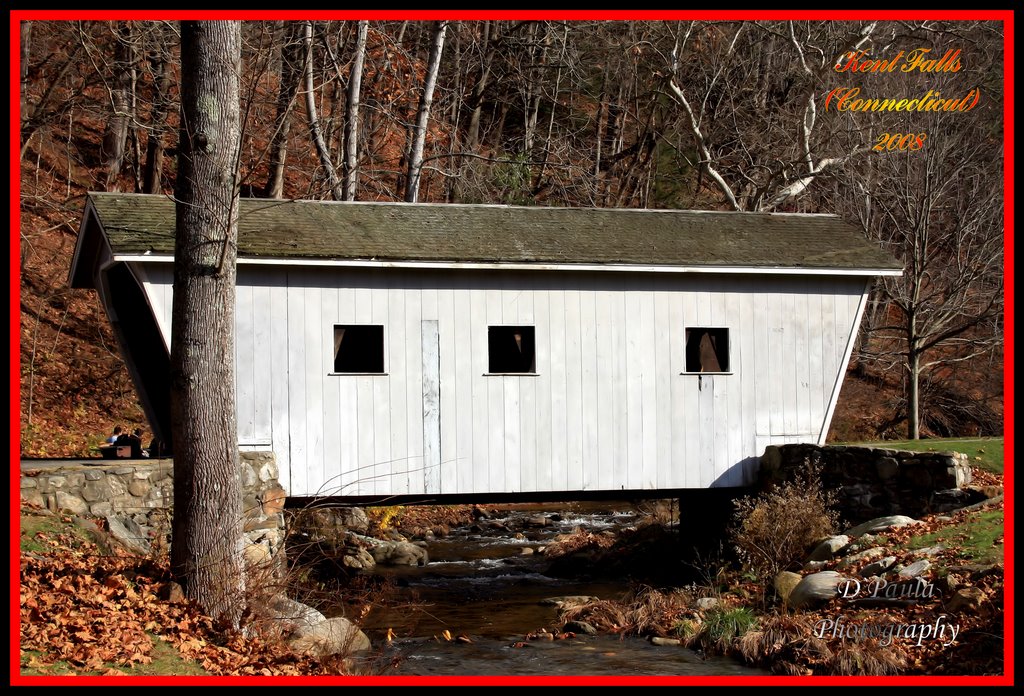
338,502 -> 768,677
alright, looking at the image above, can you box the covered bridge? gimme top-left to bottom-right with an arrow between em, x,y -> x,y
70,193 -> 901,502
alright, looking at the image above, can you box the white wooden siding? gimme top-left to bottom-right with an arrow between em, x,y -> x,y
136,264 -> 867,498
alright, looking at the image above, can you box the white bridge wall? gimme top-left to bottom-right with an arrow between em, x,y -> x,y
137,265 -> 869,498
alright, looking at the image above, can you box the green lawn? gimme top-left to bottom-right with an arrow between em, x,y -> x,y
839,436 -> 1004,474
903,508 -> 1005,566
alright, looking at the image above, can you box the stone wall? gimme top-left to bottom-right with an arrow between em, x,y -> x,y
758,443 -> 974,523
20,452 -> 286,575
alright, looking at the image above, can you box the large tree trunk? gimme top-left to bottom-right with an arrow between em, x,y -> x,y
404,20 -> 447,203
170,20 -> 246,628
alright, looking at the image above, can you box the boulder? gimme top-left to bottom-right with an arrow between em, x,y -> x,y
696,597 -> 721,611
836,547 -> 886,570
563,620 -> 598,635
650,637 -> 681,646
105,514 -> 152,555
267,594 -> 326,637
860,556 -> 897,577
843,515 -> 921,538
947,586 -> 987,613
342,547 -> 376,570
773,571 -> 802,605
807,535 -> 850,562
788,571 -> 846,609
289,617 -> 371,656
370,541 -> 428,566
898,559 -> 931,579
337,507 -> 370,534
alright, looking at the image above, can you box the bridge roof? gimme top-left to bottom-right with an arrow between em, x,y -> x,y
71,192 -> 901,286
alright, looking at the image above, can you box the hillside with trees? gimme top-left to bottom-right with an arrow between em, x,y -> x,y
18,18 -> 1005,457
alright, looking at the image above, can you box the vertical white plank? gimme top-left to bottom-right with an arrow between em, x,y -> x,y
548,287 -> 567,492
320,284 -> 341,496
404,285 -> 425,493
485,287 -> 505,491
639,283 -> 657,490
436,286 -> 458,494
610,281 -> 628,490
680,287 -> 700,488
563,288 -> 584,491
795,283 -> 812,437
336,286 -> 358,496
782,289 -> 798,434
422,277 -> 441,491
453,287 -> 475,494
372,286 -> 392,496
754,285 -> 772,445
501,276 -> 521,492
422,319 -> 441,495
806,284 -> 825,438
387,283 -> 408,492
234,282 -> 255,442
251,279 -> 273,441
579,289 -> 598,491
269,272 -> 291,493
534,289 -> 553,492
303,283 -> 324,495
738,285 -> 757,484
518,286 -> 537,493
286,277 -> 308,495
767,289 -> 784,437
668,287 -> 686,488
470,289 -> 490,493
653,289 -> 671,489
624,288 -> 644,490
353,286 -> 374,496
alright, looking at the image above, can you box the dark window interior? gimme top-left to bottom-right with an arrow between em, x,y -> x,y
685,327 -> 729,373
333,325 -> 385,373
488,326 -> 536,373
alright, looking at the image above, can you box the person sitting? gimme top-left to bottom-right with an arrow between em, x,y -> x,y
106,425 -> 123,445
129,428 -> 147,459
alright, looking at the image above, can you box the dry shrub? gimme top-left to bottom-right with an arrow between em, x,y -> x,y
736,613 -> 905,676
542,526 -> 617,559
559,586 -> 696,636
730,466 -> 839,581
559,599 -> 629,633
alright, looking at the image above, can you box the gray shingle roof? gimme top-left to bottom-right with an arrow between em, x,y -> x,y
83,192 -> 901,272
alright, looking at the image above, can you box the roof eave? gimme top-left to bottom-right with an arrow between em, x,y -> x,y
111,253 -> 903,276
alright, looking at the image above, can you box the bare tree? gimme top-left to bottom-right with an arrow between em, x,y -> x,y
663,20 -> 881,211
101,22 -> 137,191
405,20 -> 447,203
261,21 -> 305,199
303,20 -> 345,200
343,20 -> 368,201
852,129 -> 1003,439
170,19 -> 246,627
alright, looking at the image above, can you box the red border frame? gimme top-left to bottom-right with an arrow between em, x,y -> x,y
11,9 -> 1014,687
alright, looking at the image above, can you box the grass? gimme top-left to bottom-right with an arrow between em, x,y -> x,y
839,436 -> 1004,474
903,508 -> 1005,566
20,513 -> 97,554
21,636 -> 210,677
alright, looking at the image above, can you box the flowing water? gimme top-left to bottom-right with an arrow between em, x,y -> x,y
341,502 -> 767,677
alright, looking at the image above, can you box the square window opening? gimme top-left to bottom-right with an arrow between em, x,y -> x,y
333,325 -> 385,373
685,327 -> 729,373
488,326 -> 536,374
